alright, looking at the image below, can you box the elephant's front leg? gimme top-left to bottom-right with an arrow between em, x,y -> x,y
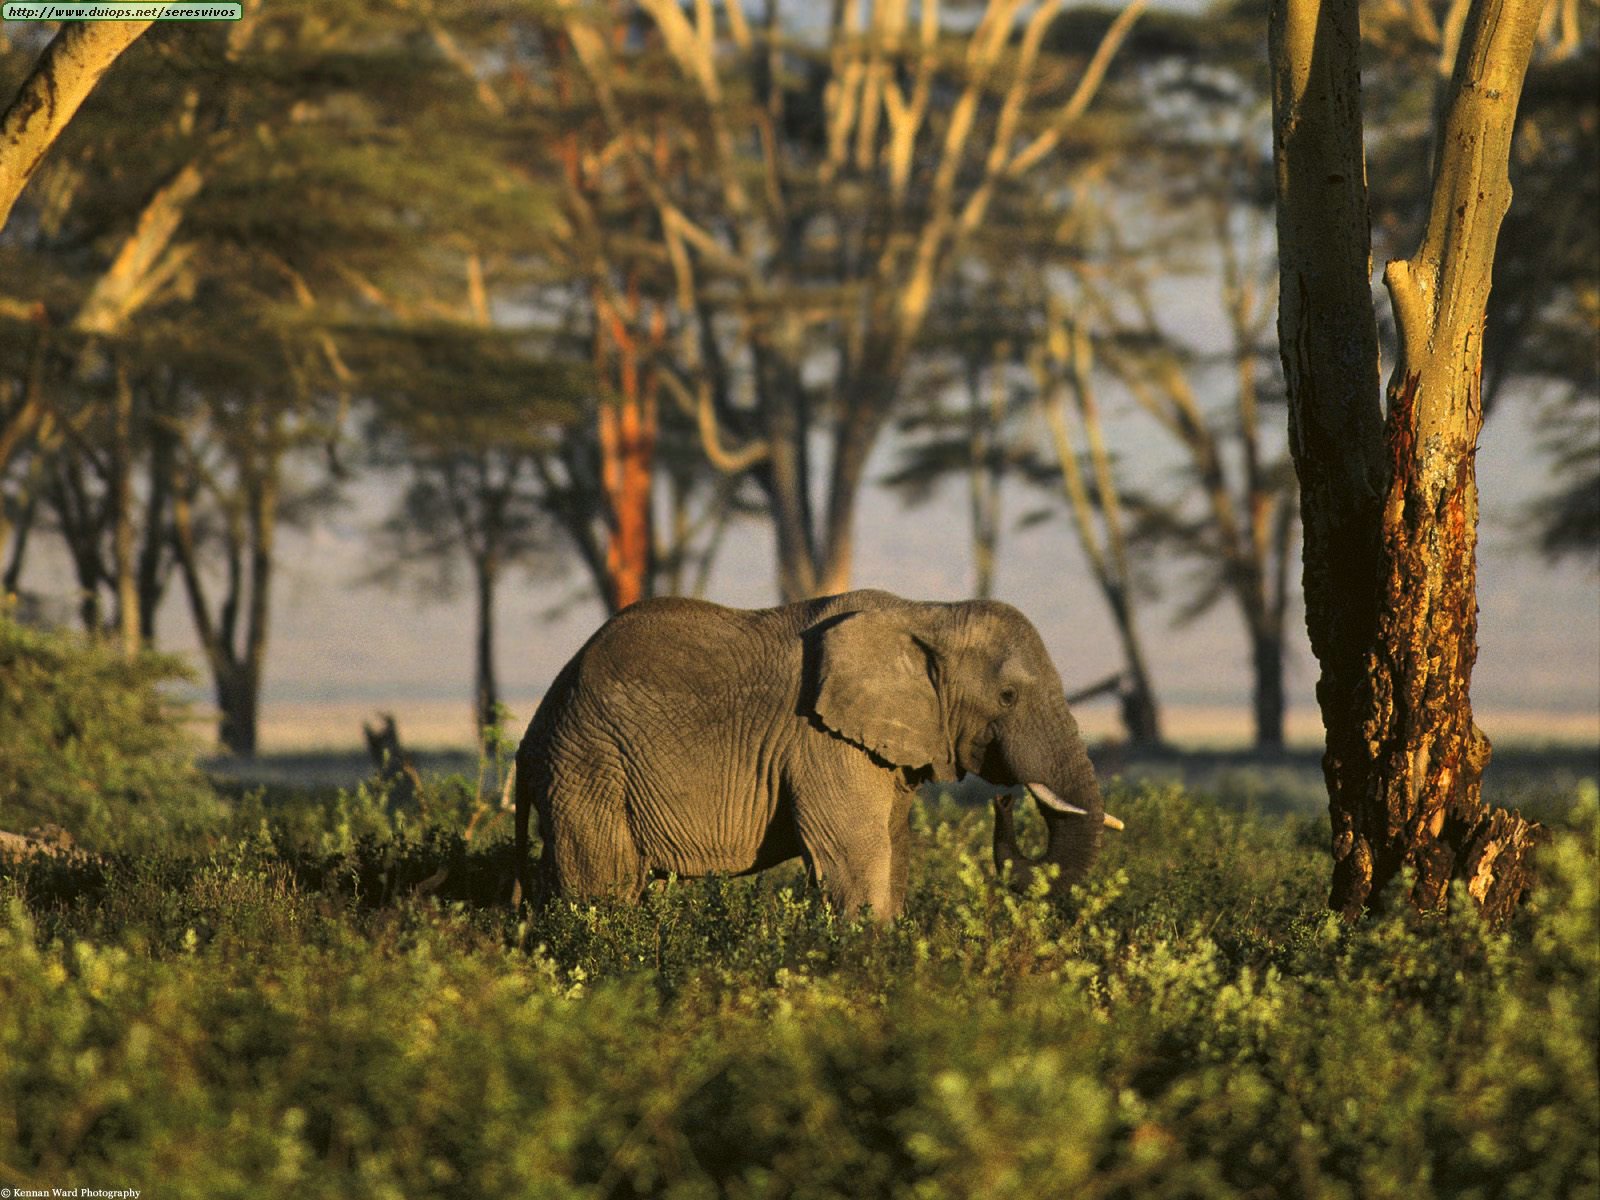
791,757 -> 905,921
888,777 -> 917,915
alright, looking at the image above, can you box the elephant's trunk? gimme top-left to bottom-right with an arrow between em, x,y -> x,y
992,791 -> 1107,898
990,771 -> 1125,898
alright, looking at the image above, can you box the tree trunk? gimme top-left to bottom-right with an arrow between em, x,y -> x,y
1037,325 -> 1164,747
817,440 -> 868,598
594,290 -> 656,613
237,453 -> 276,760
763,361 -> 820,604
136,399 -> 176,642
474,554 -> 499,736
169,410 -> 279,759
814,358 -> 904,599
598,393 -> 654,611
1109,591 -> 1164,747
1271,0 -> 1547,924
2,492 -> 36,595
111,360 -> 140,659
215,660 -> 258,758
967,348 -> 1006,601
49,458 -> 108,635
1251,627 -> 1285,750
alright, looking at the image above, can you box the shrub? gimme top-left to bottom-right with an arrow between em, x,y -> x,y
0,609 -> 224,852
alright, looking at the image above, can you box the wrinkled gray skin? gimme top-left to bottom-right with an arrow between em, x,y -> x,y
513,589 -> 1105,919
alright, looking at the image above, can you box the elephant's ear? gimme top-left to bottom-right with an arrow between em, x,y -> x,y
810,609 -> 951,772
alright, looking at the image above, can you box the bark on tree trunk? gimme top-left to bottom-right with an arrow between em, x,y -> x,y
1271,0 -> 1547,923
170,415 -> 278,759
967,347 -> 1006,601
136,398 -> 176,642
2,492 -> 36,595
50,459 -> 107,636
763,361 -> 820,604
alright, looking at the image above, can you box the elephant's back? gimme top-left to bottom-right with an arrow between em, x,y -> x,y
565,597 -> 798,731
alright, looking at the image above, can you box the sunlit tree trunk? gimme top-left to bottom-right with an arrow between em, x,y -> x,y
1271,0 -> 1546,923
0,17 -> 159,231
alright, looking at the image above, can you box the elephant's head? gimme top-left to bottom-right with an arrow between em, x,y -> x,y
808,598 -> 1118,897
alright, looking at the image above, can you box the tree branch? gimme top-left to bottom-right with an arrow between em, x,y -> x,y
0,16 -> 162,231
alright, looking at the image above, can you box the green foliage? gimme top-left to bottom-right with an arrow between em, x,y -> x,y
1,769 -> 1595,1198
0,612 -> 223,851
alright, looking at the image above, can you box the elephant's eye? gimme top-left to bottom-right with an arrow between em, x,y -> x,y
998,686 -> 1019,708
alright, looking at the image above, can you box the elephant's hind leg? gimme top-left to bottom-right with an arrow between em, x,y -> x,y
548,785 -> 649,903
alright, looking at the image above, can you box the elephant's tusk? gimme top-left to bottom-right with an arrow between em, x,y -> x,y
1025,783 -> 1090,817
1103,813 -> 1125,832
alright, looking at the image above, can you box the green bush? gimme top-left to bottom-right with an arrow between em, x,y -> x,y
0,780 -> 1594,1199
0,610 -> 224,851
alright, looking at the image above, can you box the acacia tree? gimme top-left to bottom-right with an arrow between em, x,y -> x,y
884,294 -> 1029,603
552,0 -> 1146,602
427,11 -> 730,617
876,153 -> 1171,744
2,1 -> 533,752
1027,293 -> 1165,745
1355,1 -> 1599,566
359,320 -> 583,736
1270,0 -> 1549,921
537,23 -> 668,614
1,9 -> 250,654
168,387 -> 303,760
1085,160 -> 1298,749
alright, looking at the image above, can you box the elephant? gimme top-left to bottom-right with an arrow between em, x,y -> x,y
512,589 -> 1120,919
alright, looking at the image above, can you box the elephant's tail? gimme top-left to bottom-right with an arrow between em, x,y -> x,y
511,747 -> 536,911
